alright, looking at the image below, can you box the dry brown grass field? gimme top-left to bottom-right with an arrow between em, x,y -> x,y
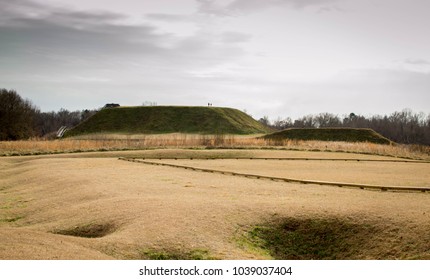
1,147 -> 430,260
1,133 -> 429,160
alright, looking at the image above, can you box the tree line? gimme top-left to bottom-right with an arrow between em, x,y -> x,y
0,89 -> 97,140
1,88 -> 429,145
260,110 -> 430,145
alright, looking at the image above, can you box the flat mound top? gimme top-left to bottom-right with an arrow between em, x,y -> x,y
65,106 -> 270,136
262,128 -> 392,144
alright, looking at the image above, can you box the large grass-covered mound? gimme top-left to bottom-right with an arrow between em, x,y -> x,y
65,106 -> 270,136
262,128 -> 392,144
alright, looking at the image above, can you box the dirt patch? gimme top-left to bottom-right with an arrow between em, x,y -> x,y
52,223 -> 116,238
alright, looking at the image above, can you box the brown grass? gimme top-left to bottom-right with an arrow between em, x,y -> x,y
1,133 -> 429,160
1,149 -> 430,260
154,158 -> 430,187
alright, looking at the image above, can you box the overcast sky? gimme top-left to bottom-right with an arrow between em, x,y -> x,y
1,0 -> 429,119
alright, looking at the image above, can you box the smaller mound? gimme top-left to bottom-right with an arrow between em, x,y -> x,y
262,128 -> 392,144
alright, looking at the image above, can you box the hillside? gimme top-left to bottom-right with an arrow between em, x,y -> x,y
64,106 -> 270,136
262,128 -> 392,144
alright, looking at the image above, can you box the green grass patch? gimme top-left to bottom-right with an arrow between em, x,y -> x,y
262,128 -> 392,145
0,185 -> 11,192
239,217 -> 378,260
65,106 -> 271,137
52,222 -> 116,238
0,196 -> 28,209
0,215 -> 24,223
140,248 -> 216,260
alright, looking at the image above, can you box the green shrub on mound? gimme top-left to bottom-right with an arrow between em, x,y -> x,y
65,106 -> 270,136
262,128 -> 392,144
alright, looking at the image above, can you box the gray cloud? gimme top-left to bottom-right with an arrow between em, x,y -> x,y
287,0 -> 340,9
0,0 -> 251,110
197,0 -> 340,16
225,0 -> 280,14
221,31 -> 252,43
338,68 -> 430,85
0,0 -> 167,58
196,0 -> 234,17
326,68 -> 430,114
257,68 -> 430,119
404,58 -> 430,65
0,0 -> 247,71
145,13 -> 192,22
2,0 -> 428,118
0,0 -> 43,18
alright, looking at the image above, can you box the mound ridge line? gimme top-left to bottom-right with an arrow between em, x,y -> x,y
118,158 -> 430,193
128,157 -> 429,164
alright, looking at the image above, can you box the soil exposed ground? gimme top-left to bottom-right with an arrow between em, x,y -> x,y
1,149 -> 430,260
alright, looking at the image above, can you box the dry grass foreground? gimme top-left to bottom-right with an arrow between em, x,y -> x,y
1,149 -> 430,260
1,133 -> 430,160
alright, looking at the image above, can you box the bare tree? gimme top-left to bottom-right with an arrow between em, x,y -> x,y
0,89 -> 39,140
314,113 -> 341,128
269,109 -> 430,145
258,116 -> 270,126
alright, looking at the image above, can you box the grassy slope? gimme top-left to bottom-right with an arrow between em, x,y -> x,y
65,106 -> 270,136
262,128 -> 392,145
